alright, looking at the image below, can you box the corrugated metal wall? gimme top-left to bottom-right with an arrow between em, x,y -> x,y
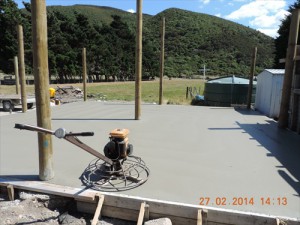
255,70 -> 284,119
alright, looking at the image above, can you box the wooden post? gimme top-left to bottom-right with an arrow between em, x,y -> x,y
135,0 -> 143,120
14,56 -> 20,95
159,17 -> 165,105
186,87 -> 189,99
278,9 -> 300,128
247,47 -> 257,109
91,194 -> 105,225
7,185 -> 14,201
197,209 -> 208,225
137,202 -> 147,225
31,0 -> 54,181
82,48 -> 87,101
17,25 -> 27,112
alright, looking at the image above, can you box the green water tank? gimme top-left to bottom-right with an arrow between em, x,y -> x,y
204,75 -> 256,106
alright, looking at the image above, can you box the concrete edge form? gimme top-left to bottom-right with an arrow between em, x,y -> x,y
0,177 -> 299,225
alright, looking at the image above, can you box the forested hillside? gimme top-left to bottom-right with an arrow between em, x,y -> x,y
0,2 -> 275,82
144,8 -> 274,77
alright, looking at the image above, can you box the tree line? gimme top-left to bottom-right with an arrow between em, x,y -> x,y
0,0 -> 299,83
0,0 -> 157,83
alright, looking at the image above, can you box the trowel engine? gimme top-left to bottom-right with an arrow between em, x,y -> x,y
14,123 -> 149,191
104,128 -> 133,161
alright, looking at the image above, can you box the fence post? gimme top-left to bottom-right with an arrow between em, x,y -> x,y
17,25 -> 27,112
82,47 -> 87,101
278,9 -> 300,128
247,46 -> 257,109
31,0 -> 54,181
159,17 -> 165,105
14,56 -> 20,95
135,0 -> 143,120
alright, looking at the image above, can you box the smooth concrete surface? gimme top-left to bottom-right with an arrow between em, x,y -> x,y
0,101 -> 300,218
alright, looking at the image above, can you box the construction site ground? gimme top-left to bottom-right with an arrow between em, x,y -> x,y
0,101 -> 299,221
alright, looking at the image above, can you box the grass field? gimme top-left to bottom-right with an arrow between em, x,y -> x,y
0,79 -> 205,105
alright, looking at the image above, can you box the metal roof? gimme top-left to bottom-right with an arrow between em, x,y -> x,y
207,75 -> 256,84
265,69 -> 285,75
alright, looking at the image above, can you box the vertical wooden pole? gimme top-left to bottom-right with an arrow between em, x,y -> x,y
159,17 -> 165,105
247,47 -> 257,109
135,0 -> 143,120
203,65 -> 206,81
14,56 -> 20,95
31,0 -> 54,181
278,9 -> 300,128
82,48 -> 87,101
17,25 -> 27,112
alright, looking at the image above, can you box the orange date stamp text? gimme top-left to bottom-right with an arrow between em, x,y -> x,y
199,197 -> 287,206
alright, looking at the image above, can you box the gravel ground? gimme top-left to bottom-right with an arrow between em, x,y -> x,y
0,190 -> 135,225
0,92 -> 86,117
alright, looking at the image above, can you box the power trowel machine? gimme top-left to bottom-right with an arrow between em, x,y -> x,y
14,124 -> 150,191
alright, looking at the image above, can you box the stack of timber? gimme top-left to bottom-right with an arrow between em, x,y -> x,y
0,177 -> 299,225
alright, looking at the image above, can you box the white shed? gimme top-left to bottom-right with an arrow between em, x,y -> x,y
255,69 -> 285,119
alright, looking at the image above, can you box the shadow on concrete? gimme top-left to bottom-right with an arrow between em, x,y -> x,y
52,118 -> 135,121
0,175 -> 40,181
209,119 -> 300,196
0,108 -> 22,112
234,108 -> 264,116
209,128 -> 242,131
209,107 -> 233,110
278,170 -> 300,197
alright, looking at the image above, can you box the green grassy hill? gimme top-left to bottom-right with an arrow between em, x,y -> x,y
46,5 -> 151,31
144,8 -> 274,77
51,5 -> 274,77
19,4 -> 275,78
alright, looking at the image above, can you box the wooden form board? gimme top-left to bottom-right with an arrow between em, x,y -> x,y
0,177 -> 97,202
0,177 -> 299,225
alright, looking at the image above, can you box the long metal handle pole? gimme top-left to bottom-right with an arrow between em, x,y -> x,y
64,136 -> 113,165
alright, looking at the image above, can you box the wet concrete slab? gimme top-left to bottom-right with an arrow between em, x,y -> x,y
0,101 -> 300,218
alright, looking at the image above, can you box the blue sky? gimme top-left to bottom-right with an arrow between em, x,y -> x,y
15,0 -> 296,38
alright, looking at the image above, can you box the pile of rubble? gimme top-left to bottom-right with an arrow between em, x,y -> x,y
52,86 -> 106,104
0,191 -> 134,225
54,86 -> 84,104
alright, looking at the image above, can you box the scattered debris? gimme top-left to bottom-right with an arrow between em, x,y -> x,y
55,86 -> 84,103
53,86 -> 107,104
145,218 -> 172,225
0,191 -> 135,225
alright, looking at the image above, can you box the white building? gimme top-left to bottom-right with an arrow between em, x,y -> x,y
255,69 -> 285,119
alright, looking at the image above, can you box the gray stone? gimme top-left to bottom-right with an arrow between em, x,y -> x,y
58,212 -> 87,225
144,218 -> 172,225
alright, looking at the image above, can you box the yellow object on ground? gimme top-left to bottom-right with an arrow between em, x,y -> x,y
49,88 -> 56,98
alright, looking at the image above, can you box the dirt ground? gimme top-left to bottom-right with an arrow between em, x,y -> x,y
0,190 -> 135,225
0,88 -> 89,117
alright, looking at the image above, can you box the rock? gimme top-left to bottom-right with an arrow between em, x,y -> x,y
19,191 -> 50,201
58,212 -> 87,225
144,218 -> 172,225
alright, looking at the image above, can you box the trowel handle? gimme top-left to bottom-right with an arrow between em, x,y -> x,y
65,132 -> 94,137
14,123 -> 54,135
